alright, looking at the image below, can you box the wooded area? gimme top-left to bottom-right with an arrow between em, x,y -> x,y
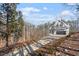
0,3 -> 79,56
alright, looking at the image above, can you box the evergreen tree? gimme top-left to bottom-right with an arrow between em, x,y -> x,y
0,3 -> 19,47
14,11 -> 24,40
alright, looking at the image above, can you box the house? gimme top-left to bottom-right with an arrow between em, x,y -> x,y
49,19 -> 70,36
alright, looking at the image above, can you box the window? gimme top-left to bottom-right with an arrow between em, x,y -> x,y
56,31 -> 66,35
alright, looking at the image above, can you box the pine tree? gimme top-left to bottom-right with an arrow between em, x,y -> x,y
17,11 -> 24,36
0,3 -> 18,47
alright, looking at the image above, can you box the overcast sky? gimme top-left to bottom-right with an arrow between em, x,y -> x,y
17,3 -> 76,25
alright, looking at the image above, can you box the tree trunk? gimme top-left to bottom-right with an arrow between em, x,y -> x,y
6,11 -> 9,47
6,34 -> 8,47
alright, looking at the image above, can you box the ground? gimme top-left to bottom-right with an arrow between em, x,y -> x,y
0,32 -> 79,56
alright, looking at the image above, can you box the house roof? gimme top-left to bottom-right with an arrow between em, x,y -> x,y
54,20 -> 69,27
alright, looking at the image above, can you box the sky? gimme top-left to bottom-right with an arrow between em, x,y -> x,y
17,3 -> 76,26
